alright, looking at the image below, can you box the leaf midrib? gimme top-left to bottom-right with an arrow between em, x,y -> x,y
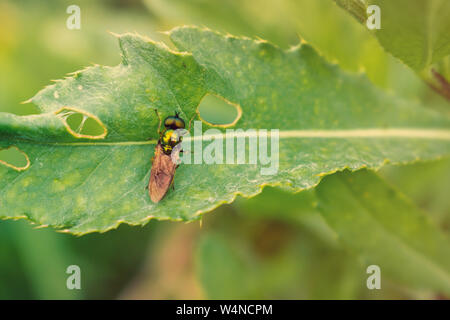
5,128 -> 450,147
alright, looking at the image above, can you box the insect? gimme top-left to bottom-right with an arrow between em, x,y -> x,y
148,111 -> 186,203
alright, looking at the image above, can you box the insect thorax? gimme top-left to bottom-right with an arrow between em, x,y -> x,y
160,129 -> 182,155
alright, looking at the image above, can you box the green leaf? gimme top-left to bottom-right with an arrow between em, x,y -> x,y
195,233 -> 251,299
333,0 -> 368,24
380,158 -> 450,225
316,170 -> 450,294
233,187 -> 339,247
1,27 -> 450,234
335,0 -> 450,72
334,0 -> 450,100
196,228 -> 365,299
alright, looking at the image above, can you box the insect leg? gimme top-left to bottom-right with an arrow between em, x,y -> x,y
188,113 -> 196,132
154,109 -> 162,136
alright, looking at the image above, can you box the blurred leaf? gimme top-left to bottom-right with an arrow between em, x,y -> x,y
335,0 -> 450,100
0,0 -> 163,116
67,222 -> 155,299
10,221 -> 81,299
335,0 -> 450,72
147,0 -> 441,104
196,233 -> 251,299
379,158 -> 450,227
0,219 -> 154,299
196,227 -> 365,299
144,0 -> 299,47
233,188 -> 338,247
333,0 -> 367,23
0,27 -> 450,234
316,170 -> 450,295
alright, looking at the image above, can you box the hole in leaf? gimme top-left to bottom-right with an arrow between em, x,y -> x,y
197,94 -> 241,127
55,107 -> 107,139
0,146 -> 30,171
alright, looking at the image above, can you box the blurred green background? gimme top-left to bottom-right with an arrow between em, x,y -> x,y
0,0 -> 449,299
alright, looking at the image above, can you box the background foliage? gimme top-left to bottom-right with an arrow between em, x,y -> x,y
0,0 -> 449,299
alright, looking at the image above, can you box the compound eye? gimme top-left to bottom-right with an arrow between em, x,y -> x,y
175,118 -> 185,129
164,117 -> 175,128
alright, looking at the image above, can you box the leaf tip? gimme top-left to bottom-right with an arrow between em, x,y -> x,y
108,30 -> 121,38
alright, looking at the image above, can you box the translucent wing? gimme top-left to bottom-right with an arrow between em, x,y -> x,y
149,143 -> 177,203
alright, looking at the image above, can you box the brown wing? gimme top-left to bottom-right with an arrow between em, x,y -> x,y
149,143 -> 177,203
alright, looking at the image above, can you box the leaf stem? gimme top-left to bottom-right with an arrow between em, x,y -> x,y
427,69 -> 450,102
